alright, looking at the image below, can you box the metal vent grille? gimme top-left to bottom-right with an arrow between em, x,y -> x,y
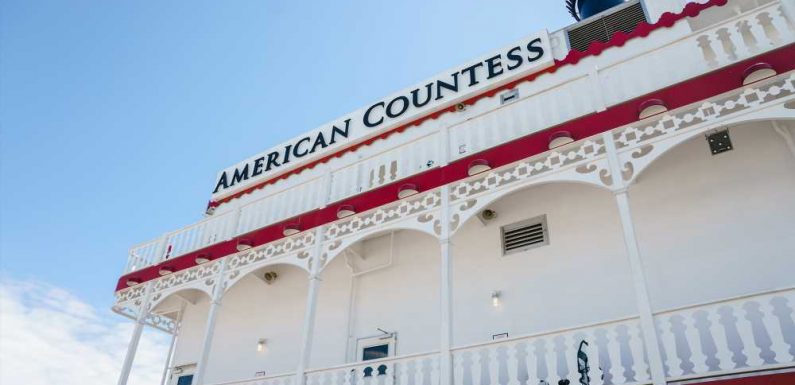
567,1 -> 647,52
501,216 -> 548,255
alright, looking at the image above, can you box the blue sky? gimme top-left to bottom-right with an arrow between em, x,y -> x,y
1,0 -> 570,317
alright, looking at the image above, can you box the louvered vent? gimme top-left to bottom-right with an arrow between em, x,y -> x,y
501,216 -> 549,255
567,1 -> 647,52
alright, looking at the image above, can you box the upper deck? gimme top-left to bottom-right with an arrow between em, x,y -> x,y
117,0 -> 795,290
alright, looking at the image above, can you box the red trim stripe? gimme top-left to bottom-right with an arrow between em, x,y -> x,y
117,43 -> 795,292
208,0 -> 728,209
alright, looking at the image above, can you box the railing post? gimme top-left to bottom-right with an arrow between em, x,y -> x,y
602,132 -> 667,385
160,303 -> 185,385
194,260 -> 227,385
117,282 -> 154,385
439,185 -> 453,385
295,226 -> 325,385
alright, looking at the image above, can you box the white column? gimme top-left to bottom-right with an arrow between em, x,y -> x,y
117,283 -> 154,385
194,260 -> 227,385
160,304 -> 185,385
439,185 -> 453,385
295,226 -> 325,385
602,133 -> 667,385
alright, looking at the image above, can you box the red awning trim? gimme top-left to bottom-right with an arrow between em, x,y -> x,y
118,43 -> 795,292
208,0 -> 728,210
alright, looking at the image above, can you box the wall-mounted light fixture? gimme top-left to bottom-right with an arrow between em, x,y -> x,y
638,99 -> 668,120
397,183 -> 419,199
743,63 -> 776,86
548,131 -> 574,150
236,239 -> 253,252
491,291 -> 501,307
158,266 -> 174,276
126,278 -> 141,287
283,224 -> 301,236
337,205 -> 356,219
468,159 -> 491,176
195,253 -> 211,265
256,338 -> 267,352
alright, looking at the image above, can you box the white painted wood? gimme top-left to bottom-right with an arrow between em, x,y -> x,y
706,309 -> 735,371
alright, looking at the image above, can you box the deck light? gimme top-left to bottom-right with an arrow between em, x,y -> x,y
548,131 -> 574,149
467,159 -> 491,176
638,99 -> 668,120
706,129 -> 733,155
743,63 -> 776,85
283,224 -> 301,236
397,184 -> 419,199
126,278 -> 141,287
257,338 -> 267,352
195,254 -> 211,264
236,239 -> 253,252
491,291 -> 501,307
158,266 -> 175,276
337,205 -> 356,219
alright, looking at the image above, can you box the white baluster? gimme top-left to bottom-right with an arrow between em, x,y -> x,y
682,311 -> 709,374
488,346 -> 499,385
735,305 -> 765,367
453,353 -> 465,385
564,334 -> 579,384
387,363 -> 396,385
584,330 -> 604,385
415,359 -> 426,385
604,326 -> 625,384
628,323 -> 650,383
399,360 -> 411,385
657,317 -> 683,378
706,309 -> 735,371
543,338 -> 559,384
525,342 -> 540,385
507,344 -> 521,385
761,299 -> 795,363
343,366 -> 354,385
430,357 -> 440,385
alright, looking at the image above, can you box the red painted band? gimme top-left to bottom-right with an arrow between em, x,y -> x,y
208,0 -> 728,209
117,43 -> 795,292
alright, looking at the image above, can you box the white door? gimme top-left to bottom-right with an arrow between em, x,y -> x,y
356,333 -> 397,377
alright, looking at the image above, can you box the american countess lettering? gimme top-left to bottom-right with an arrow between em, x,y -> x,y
212,30 -> 553,199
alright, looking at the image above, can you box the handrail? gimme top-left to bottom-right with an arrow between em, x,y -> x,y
450,314 -> 639,352
211,372 -> 295,385
652,286 -> 795,315
304,350 -> 440,374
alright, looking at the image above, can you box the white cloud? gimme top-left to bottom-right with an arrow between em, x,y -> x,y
0,276 -> 170,385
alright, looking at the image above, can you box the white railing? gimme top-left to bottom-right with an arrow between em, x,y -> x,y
127,238 -> 164,272
124,0 -> 795,274
452,318 -> 650,385
213,372 -> 295,385
655,287 -> 795,381
208,289 -> 795,385
236,177 -> 326,235
305,351 -> 441,385
329,133 -> 441,203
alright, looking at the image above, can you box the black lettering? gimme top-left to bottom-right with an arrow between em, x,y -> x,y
460,62 -> 483,87
506,46 -> 523,70
363,102 -> 385,127
526,38 -> 544,62
485,54 -> 503,79
283,144 -> 293,164
311,132 -> 328,153
213,172 -> 229,193
411,83 -> 433,108
293,137 -> 311,158
230,164 -> 250,186
252,157 -> 265,177
265,151 -> 281,171
435,73 -> 459,100
329,119 -> 351,145
386,96 -> 409,118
